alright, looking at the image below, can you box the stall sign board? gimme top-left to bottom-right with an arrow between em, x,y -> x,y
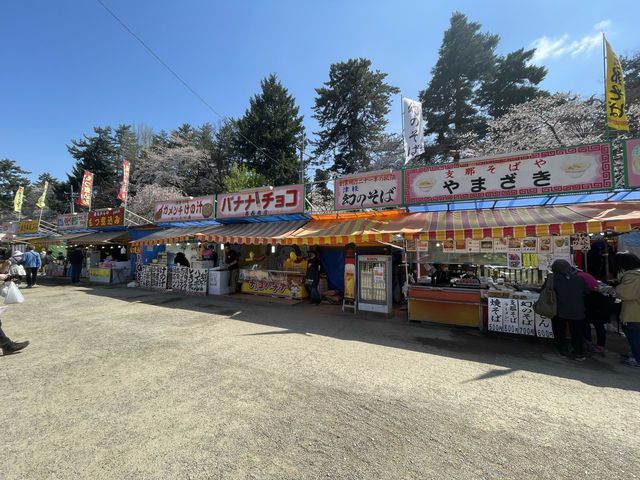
488,297 -> 505,332
187,268 -> 208,296
57,213 -> 88,231
88,207 -> 125,229
139,265 -> 168,290
154,195 -> 215,223
1,222 -> 18,234
622,137 -> 640,188
571,233 -> 590,251
334,171 -> 402,210
502,298 -> 520,334
493,238 -> 508,253
404,142 -> 613,204
216,185 -> 304,219
535,312 -> 554,338
18,219 -> 39,234
518,300 -> 536,336
241,278 -> 306,299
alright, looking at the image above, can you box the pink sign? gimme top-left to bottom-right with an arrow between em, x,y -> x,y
154,196 -> 215,222
334,171 -> 402,210
56,213 -> 88,231
216,185 -> 304,219
404,143 -> 613,204
623,138 -> 640,188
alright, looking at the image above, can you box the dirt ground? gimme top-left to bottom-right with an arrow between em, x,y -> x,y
1,279 -> 639,479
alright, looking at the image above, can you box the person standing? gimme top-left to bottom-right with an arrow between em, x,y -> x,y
548,259 -> 591,361
21,245 -> 42,288
68,247 -> 84,284
305,249 -> 321,305
224,243 -> 239,293
431,263 -> 450,285
0,307 -> 29,355
613,251 -> 640,368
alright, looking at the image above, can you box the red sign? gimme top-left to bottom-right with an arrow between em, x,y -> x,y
118,160 -> 131,202
216,184 -> 304,219
77,170 -> 93,207
88,207 -> 125,228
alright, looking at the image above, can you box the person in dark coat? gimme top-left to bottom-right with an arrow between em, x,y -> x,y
0,310 -> 29,356
305,250 -> 321,305
548,259 -> 591,360
68,247 -> 84,284
174,252 -> 190,268
431,263 -> 450,285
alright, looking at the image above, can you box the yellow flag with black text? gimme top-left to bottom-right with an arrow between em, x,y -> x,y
605,38 -> 629,131
13,186 -> 24,213
36,181 -> 48,208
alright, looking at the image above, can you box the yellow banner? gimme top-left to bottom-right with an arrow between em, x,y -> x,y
36,181 -> 48,208
13,186 -> 24,213
605,39 -> 629,131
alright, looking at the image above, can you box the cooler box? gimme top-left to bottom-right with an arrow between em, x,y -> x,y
208,269 -> 231,295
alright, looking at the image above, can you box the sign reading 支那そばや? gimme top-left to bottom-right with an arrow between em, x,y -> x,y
334,171 -> 402,210
87,207 -> 125,228
404,143 -> 613,204
216,185 -> 304,219
154,196 -> 215,222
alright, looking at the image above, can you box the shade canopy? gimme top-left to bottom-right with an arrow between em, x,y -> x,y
130,227 -> 205,246
70,231 -> 130,245
196,220 -> 308,245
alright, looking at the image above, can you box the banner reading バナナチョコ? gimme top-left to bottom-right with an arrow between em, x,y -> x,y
404,142 -> 613,205
216,185 -> 304,219
154,196 -> 215,222
334,171 -> 402,210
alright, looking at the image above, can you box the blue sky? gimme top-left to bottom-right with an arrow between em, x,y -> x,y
2,0 -> 638,183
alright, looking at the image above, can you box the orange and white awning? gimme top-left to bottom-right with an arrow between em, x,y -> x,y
414,202 -> 640,241
130,227 -> 205,246
196,220 -> 308,245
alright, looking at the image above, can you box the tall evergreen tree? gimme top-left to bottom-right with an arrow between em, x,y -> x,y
0,159 -> 31,214
419,12 -> 499,159
235,74 -> 304,186
312,58 -> 399,175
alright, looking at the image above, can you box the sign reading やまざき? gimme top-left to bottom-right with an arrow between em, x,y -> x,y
216,184 -> 304,219
404,143 -> 613,204
334,171 -> 402,210
154,196 -> 215,222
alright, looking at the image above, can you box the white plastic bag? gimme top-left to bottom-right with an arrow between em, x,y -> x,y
1,285 -> 8,297
4,282 -> 24,304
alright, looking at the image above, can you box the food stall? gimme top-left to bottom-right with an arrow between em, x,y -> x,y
70,230 -> 131,283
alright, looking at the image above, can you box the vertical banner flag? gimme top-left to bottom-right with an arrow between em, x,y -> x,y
605,38 -> 629,131
36,181 -> 49,208
402,97 -> 425,163
118,160 -> 131,202
77,170 -> 93,207
13,186 -> 24,213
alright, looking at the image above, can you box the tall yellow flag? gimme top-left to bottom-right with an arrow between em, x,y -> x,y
605,38 -> 629,131
36,181 -> 49,208
13,186 -> 24,213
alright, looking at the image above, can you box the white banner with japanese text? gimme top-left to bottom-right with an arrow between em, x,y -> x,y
216,184 -> 304,219
402,97 -> 424,162
154,196 -> 215,222
404,143 -> 613,204
334,171 -> 402,210
57,213 -> 88,231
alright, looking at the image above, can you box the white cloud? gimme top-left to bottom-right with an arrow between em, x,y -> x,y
530,20 -> 611,63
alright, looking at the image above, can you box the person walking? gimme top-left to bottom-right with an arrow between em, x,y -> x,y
548,259 -> 591,361
21,245 -> 42,288
305,249 -> 322,305
223,243 -> 239,293
0,307 -> 29,355
613,251 -> 640,368
68,247 -> 84,284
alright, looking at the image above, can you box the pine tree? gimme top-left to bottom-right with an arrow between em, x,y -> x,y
0,159 -> 31,214
312,58 -> 399,175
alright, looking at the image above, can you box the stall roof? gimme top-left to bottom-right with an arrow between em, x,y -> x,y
36,232 -> 92,246
70,230 -> 130,245
130,227 -> 206,246
413,201 -> 640,241
196,220 -> 309,245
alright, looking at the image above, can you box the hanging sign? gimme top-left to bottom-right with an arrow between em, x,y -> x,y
623,138 -> 640,188
118,160 -> 131,202
335,171 -> 403,210
17,219 -> 39,234
216,185 -> 304,219
88,207 -> 125,229
57,213 -> 88,231
403,143 -> 613,204
154,195 -> 215,223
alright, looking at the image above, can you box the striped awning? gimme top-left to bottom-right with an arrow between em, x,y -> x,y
414,202 -> 640,241
196,220 -> 308,245
283,211 -> 425,246
130,227 -> 205,246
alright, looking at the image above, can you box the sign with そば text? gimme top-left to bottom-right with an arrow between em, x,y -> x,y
334,171 -> 402,210
404,143 -> 613,205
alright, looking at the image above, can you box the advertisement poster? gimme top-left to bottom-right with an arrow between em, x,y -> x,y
334,171 -> 402,210
623,138 -> 640,188
404,142 -> 613,204
535,312 -> 554,338
466,239 -> 480,253
154,195 -> 215,222
442,239 -> 454,253
493,238 -> 508,253
518,300 -> 536,336
480,238 -> 494,252
521,237 -> 538,253
538,236 -> 553,254
571,233 -> 591,251
502,298 -> 520,334
57,213 -> 87,231
17,220 -> 39,234
454,240 -> 467,253
508,238 -> 522,253
87,207 -> 125,229
216,185 -> 304,219
488,297 -> 505,332
343,243 -> 356,300
508,252 -> 523,269
77,170 -> 93,207
553,236 -> 571,254
538,253 -> 553,271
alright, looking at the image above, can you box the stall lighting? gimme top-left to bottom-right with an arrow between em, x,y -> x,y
436,243 -> 441,247
589,233 -> 594,237
176,243 -> 180,246
271,245 -> 276,253
220,244 -> 224,250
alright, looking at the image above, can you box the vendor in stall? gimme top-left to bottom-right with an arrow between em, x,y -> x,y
431,262 -> 451,285
460,263 -> 478,280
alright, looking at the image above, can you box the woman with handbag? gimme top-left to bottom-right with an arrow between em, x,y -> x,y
548,259 -> 591,361
613,251 -> 640,368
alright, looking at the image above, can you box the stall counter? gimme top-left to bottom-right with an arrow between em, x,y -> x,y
239,269 -> 308,299
408,285 -> 486,328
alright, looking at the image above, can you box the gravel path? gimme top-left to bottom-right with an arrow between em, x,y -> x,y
2,282 -> 639,479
